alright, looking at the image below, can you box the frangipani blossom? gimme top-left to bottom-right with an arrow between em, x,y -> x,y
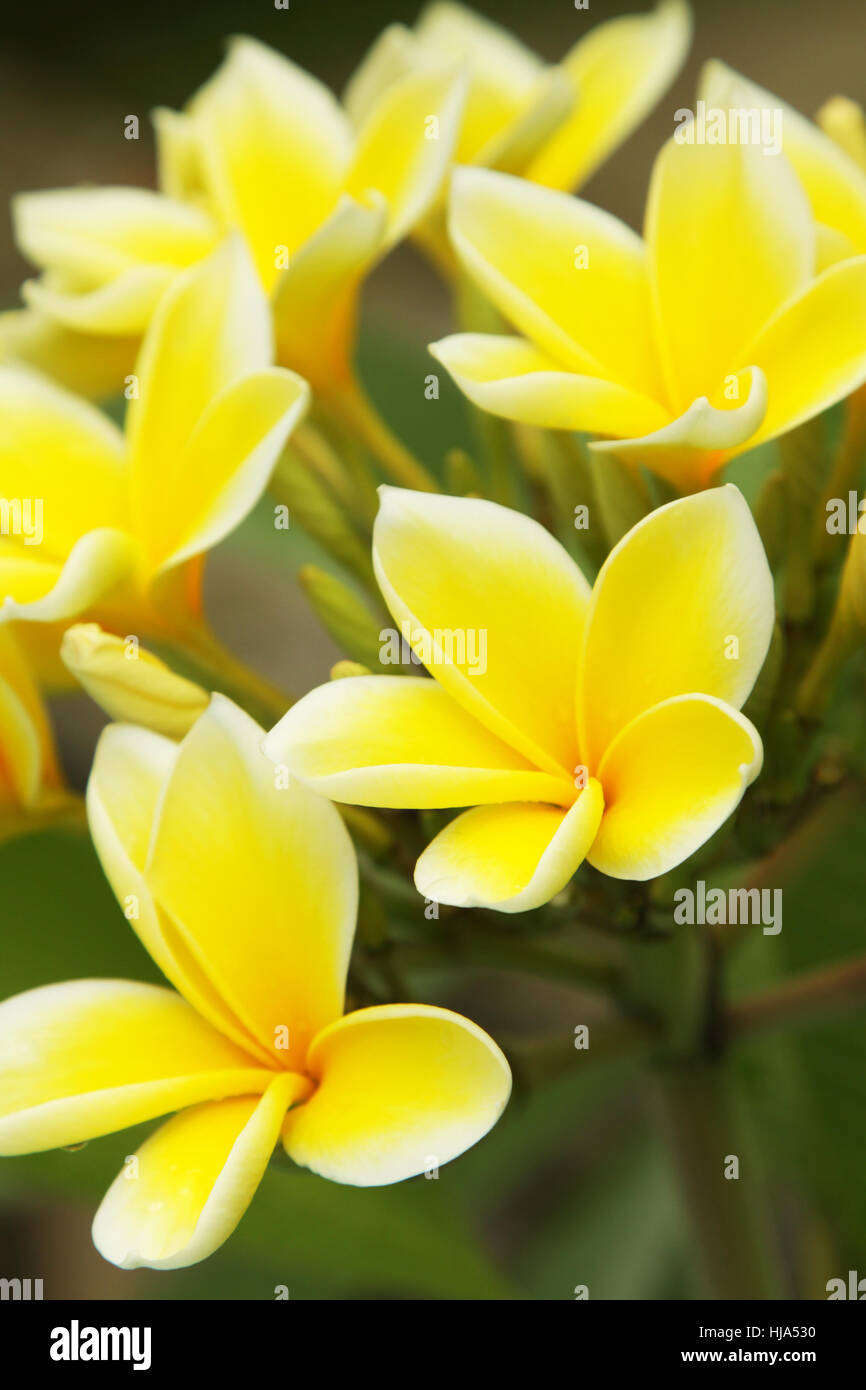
345,0 -> 691,263
264,486 -> 774,912
431,139 -> 866,489
818,97 -> 866,181
0,696 -> 510,1269
6,35 -> 466,394
0,237 -> 308,637
0,625 -> 68,838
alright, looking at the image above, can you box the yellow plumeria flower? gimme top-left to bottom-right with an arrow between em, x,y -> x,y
0,236 -> 308,637
61,624 -> 209,739
10,185 -> 218,351
431,135 -> 866,489
264,486 -> 773,912
346,1 -> 691,193
0,625 -> 68,839
698,61 -> 866,259
7,35 -> 465,395
0,696 -> 510,1269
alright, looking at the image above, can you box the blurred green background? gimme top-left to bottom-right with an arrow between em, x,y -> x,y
1,0 -> 865,1300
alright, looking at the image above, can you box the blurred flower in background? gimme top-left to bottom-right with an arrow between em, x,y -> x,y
0,626 -> 71,841
0,239 -> 308,674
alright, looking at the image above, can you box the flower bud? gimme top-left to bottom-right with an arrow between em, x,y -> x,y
61,624 -> 208,739
330,660 -> 373,680
298,567 -> 385,670
817,96 -> 866,171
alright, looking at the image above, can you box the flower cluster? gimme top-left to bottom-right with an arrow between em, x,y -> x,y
2,1 -> 866,1280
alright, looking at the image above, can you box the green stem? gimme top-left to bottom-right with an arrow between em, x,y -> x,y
269,463 -> 377,592
340,807 -> 393,856
589,449 -> 652,548
777,417 -> 830,622
795,609 -> 858,719
290,421 -> 364,512
504,1013 -> 650,1087
326,380 -> 438,493
391,928 -> 619,994
655,1062 -> 787,1299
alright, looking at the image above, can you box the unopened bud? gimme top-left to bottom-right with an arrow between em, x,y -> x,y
61,624 -> 208,738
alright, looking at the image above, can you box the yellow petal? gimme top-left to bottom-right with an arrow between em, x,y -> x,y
0,366 -> 127,555
527,0 -> 692,190
343,25 -> 418,128
0,626 -> 60,806
0,634 -> 42,805
283,1003 -> 511,1185
145,696 -> 358,1070
263,675 -> 572,808
578,486 -> 774,769
449,166 -> 661,396
148,366 -> 309,572
589,694 -> 762,879
272,194 -> 387,389
347,66 -> 467,246
700,61 -> 866,253
815,221 -> 858,273
127,237 -> 306,571
417,3 -> 541,95
373,487 -> 589,777
429,332 -> 670,436
414,2 -> 542,163
190,36 -> 351,286
478,69 -> 574,177
0,307 -> 139,400
0,979 -> 270,1155
22,266 -> 174,337
11,183 -> 214,340
589,365 -> 768,488
8,619 -> 82,694
1,528 -> 136,626
739,256 -> 866,449
13,187 -> 215,282
87,723 -> 175,905
127,235 -> 268,471
93,1073 -> 306,1270
415,783 -> 604,912
355,11 -> 569,175
87,722 -> 274,1063
153,106 -> 209,203
61,624 -> 209,738
646,130 -> 815,413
